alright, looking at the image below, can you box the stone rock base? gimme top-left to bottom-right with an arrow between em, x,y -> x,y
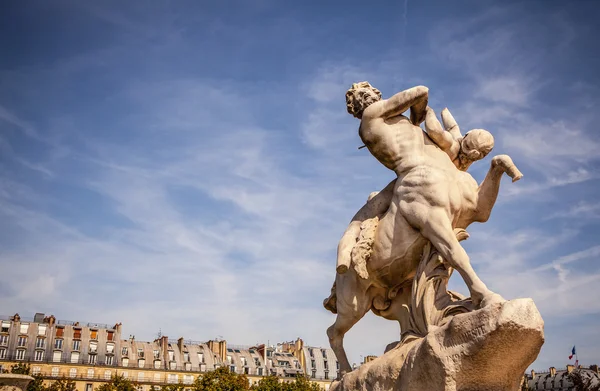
331,298 -> 544,391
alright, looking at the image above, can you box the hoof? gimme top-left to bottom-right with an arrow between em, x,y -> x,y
480,293 -> 505,308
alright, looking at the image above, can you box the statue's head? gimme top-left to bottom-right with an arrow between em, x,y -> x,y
458,129 -> 494,170
346,81 -> 382,118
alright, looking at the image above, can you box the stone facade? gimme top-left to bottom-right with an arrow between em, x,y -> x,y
0,314 -> 336,391
524,365 -> 600,390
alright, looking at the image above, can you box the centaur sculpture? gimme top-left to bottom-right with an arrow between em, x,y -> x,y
323,83 -> 523,377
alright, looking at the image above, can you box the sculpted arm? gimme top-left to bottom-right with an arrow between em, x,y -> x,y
336,179 -> 396,274
364,86 -> 429,124
424,106 -> 459,159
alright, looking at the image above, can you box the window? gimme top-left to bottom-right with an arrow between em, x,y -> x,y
85,384 -> 93,391
107,331 -> 114,341
87,369 -> 94,378
106,356 -> 114,366
168,374 -> 178,384
230,365 -> 235,373
324,372 -> 329,380
183,375 -> 193,385
122,372 -> 128,379
257,368 -> 263,376
122,358 -> 129,367
34,350 -> 44,361
69,368 -> 77,378
74,329 -> 82,339
18,336 -> 27,347
38,325 -> 47,336
20,323 -> 29,334
322,350 -> 327,359
240,357 -> 246,366
0,335 -> 8,345
89,341 -> 98,353
311,360 -> 315,368
0,348 -> 7,359
198,353 -> 204,363
138,372 -> 145,382
154,373 -> 161,382
138,359 -> 145,368
36,337 -> 45,349
56,328 -> 64,337
227,355 -> 232,364
71,352 -> 80,363
16,349 -> 26,360
324,361 -> 328,370
1,321 -> 10,333
54,339 -> 63,349
169,361 -> 176,370
73,340 -> 80,350
105,343 -> 114,354
183,352 -> 189,362
168,351 -> 174,361
32,367 -> 41,376
311,370 -> 316,378
90,330 -> 98,340
52,367 -> 59,377
53,351 -> 62,362
184,362 -> 191,371
137,348 -> 144,358
122,347 -> 128,356
88,354 -> 97,364
154,360 -> 161,369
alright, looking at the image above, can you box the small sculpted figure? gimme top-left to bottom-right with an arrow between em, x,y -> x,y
325,82 -> 523,377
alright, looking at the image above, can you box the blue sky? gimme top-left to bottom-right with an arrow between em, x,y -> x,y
1,0 -> 599,372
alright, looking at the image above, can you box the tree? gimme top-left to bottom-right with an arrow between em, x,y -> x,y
193,367 -> 249,391
11,363 -> 32,375
282,376 -> 322,391
96,375 -> 137,391
46,377 -> 76,391
250,375 -> 281,391
250,375 -> 322,391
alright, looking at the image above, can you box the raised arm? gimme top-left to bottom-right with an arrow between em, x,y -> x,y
364,86 -> 429,123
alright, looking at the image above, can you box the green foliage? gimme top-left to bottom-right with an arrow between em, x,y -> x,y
95,375 -> 137,391
250,376 -> 280,391
159,384 -> 185,391
46,377 -> 76,391
250,375 -> 322,391
11,363 -> 32,375
193,367 -> 249,391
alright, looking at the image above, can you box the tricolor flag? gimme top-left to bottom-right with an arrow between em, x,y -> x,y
569,346 -> 576,360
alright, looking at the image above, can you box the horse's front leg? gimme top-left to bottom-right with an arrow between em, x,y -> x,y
474,155 -> 523,223
326,272 -> 374,379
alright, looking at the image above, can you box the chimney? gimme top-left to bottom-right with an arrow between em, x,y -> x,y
590,365 -> 599,374
550,367 -> 556,377
161,336 -> 169,370
531,369 -> 536,378
567,365 -> 574,373
178,337 -> 184,353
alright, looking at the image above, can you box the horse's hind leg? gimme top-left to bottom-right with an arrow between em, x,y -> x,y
327,273 -> 372,379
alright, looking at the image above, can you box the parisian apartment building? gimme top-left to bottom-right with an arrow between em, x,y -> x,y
0,313 -> 339,391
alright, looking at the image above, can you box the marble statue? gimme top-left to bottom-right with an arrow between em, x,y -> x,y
324,83 -> 544,390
